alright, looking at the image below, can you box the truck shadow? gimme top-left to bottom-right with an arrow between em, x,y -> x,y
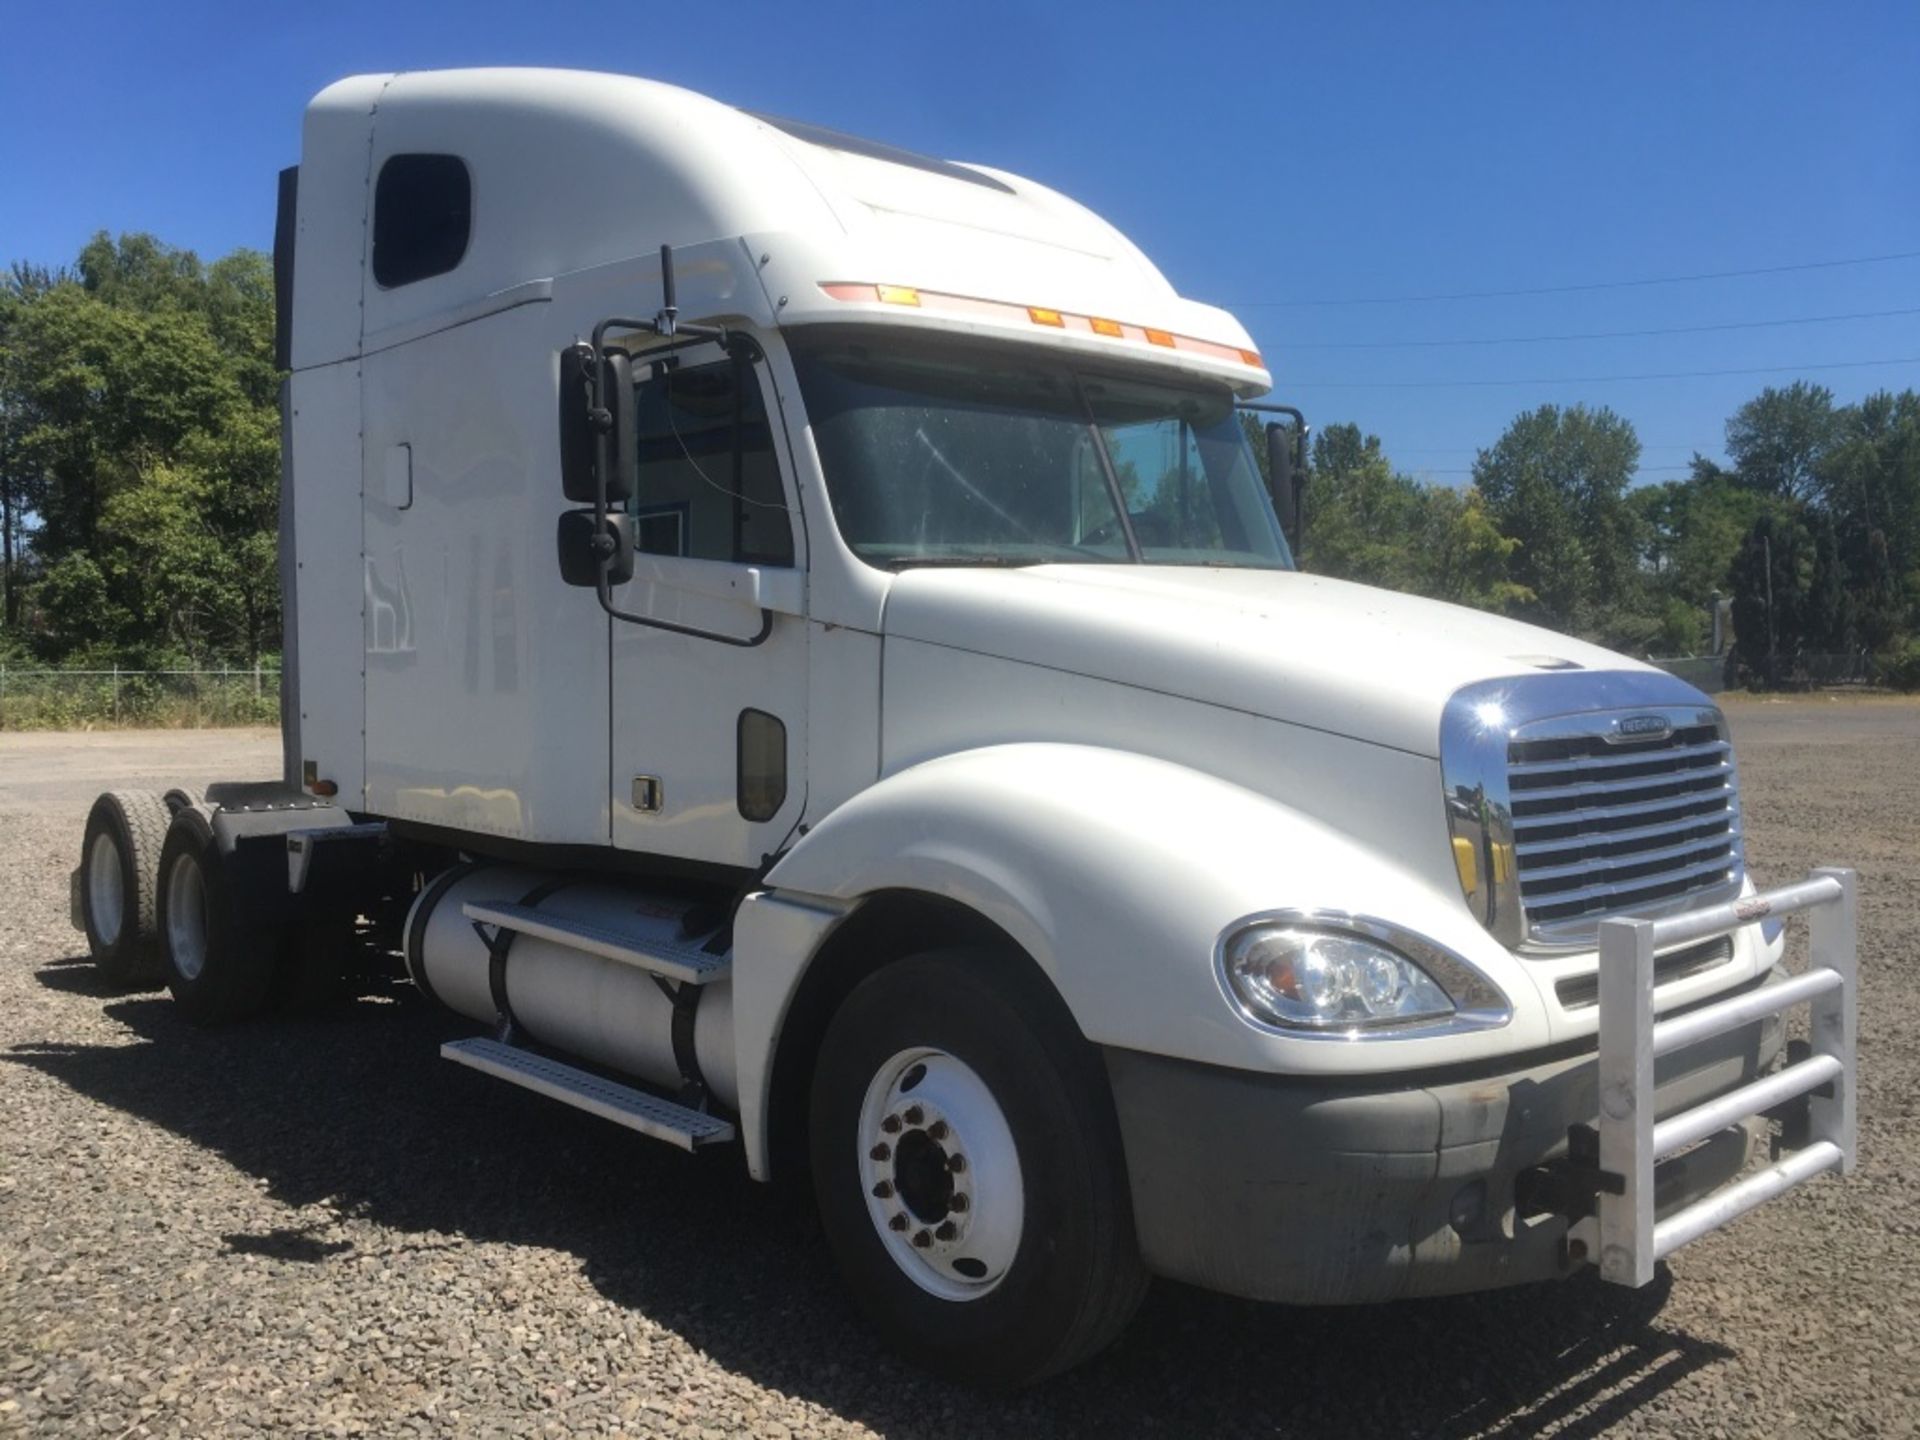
8,972 -> 1732,1439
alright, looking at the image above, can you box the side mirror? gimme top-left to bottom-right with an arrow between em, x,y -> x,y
1266,421 -> 1306,551
556,509 -> 635,588
558,347 -> 638,505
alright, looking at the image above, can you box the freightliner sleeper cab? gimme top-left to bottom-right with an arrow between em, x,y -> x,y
71,69 -> 1860,1385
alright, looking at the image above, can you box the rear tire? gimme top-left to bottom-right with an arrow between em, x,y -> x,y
808,949 -> 1148,1387
155,808 -> 281,1025
79,791 -> 172,989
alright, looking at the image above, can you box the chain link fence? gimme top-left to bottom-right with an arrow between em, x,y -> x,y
1649,651 -> 1875,695
1648,656 -> 1729,694
0,666 -> 281,729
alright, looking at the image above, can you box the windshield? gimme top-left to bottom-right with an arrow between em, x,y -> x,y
790,330 -> 1293,570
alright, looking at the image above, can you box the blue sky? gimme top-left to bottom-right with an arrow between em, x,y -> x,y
3,1 -> 1916,484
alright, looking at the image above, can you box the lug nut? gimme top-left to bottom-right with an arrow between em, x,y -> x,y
947,1153 -> 967,1173
927,1120 -> 949,1141
903,1105 -> 924,1125
888,1213 -> 909,1232
881,1115 -> 902,1134
871,1181 -> 894,1199
949,1193 -> 969,1212
934,1221 -> 957,1241
912,1229 -> 933,1249
869,1142 -> 891,1162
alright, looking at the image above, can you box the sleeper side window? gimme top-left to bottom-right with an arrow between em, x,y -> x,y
629,357 -> 795,567
372,154 -> 471,288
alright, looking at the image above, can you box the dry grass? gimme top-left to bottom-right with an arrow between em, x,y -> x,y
0,675 -> 279,731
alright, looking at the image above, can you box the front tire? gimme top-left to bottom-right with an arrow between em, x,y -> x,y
809,949 -> 1148,1387
79,791 -> 172,989
155,808 -> 280,1025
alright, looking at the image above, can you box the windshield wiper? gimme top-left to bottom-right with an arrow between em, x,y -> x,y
883,555 -> 1042,570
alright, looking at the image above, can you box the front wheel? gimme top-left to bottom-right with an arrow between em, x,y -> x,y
809,950 -> 1148,1387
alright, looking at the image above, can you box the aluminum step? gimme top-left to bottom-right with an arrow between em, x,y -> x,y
441,1037 -> 735,1149
462,899 -> 731,985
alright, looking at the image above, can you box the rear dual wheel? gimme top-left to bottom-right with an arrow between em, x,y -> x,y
809,950 -> 1148,1387
79,791 -> 173,989
155,807 -> 283,1025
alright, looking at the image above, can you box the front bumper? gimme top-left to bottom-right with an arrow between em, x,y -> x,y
1105,974 -> 1783,1305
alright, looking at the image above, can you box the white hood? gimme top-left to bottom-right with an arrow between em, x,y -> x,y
881,566 -> 1649,758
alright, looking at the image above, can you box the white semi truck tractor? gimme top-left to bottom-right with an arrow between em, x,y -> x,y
71,69 -> 1861,1385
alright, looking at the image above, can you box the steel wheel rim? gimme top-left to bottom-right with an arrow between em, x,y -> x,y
87,832 -> 125,947
166,853 -> 208,982
858,1046 -> 1024,1301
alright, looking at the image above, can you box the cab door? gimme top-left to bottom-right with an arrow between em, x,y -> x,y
607,343 -> 808,870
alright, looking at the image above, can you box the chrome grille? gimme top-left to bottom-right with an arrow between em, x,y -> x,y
1507,719 -> 1742,934
1440,672 -> 1748,953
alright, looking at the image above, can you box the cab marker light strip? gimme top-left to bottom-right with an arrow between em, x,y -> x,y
818,282 -> 1263,369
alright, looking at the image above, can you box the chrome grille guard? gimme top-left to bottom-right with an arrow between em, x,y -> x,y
1574,868 -> 1858,1286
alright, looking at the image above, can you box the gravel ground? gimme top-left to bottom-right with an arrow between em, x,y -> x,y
2,702 -> 1916,1438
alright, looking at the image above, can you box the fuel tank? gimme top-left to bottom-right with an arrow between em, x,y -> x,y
403,864 -> 738,1108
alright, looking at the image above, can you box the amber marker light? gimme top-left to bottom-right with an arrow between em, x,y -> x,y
818,283 -> 1267,370
1451,837 -> 1480,899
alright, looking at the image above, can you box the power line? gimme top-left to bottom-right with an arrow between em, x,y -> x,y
1284,306 -> 1920,350
1409,463 -> 1696,477
1286,355 -> 1920,390
1396,442 -> 1704,455
1225,249 -> 1920,308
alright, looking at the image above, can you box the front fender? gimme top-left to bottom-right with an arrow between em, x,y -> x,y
761,743 -> 1548,1078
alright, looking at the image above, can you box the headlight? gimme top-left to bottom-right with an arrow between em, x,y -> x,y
1218,914 -> 1509,1035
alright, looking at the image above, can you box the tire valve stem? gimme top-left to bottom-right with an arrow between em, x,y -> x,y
871,1180 -> 894,1199
912,1229 -> 933,1249
870,1142 -> 891,1162
888,1213 -> 909,1232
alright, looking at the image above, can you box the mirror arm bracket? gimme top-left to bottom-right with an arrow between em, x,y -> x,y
577,245 -> 779,649
592,569 -> 774,649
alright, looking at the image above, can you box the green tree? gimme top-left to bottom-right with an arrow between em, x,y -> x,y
1,273 -> 51,627
1853,527 -> 1902,653
1300,423 -> 1427,588
1471,403 -> 1643,633
1818,389 -> 1918,637
1295,422 -> 1529,612
1,232 -> 282,661
1631,461 -> 1769,605
1416,484 -> 1534,612
1725,381 -> 1838,503
1806,512 -> 1853,654
1728,511 -> 1813,684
